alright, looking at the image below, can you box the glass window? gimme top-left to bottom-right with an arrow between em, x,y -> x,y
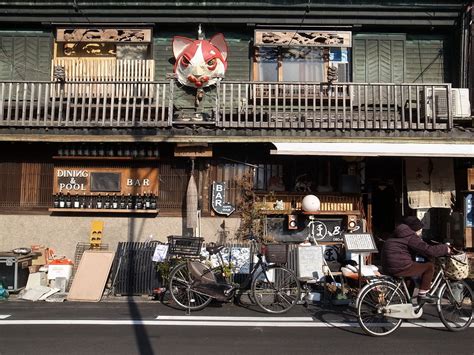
256,47 -> 279,81
281,47 -> 324,82
254,45 -> 351,82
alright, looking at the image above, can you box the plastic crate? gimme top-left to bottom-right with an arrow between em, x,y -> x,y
167,236 -> 204,256
264,244 -> 288,264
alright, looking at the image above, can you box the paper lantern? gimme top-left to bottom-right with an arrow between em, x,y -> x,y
302,194 -> 321,212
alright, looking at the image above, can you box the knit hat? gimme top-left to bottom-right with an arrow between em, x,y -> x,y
402,216 -> 424,232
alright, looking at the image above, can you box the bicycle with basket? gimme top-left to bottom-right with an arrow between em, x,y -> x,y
355,248 -> 473,336
165,235 -> 301,314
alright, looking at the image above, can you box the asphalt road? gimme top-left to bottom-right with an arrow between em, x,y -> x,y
0,299 -> 473,355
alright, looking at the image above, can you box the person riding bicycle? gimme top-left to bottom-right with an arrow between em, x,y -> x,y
381,216 -> 450,303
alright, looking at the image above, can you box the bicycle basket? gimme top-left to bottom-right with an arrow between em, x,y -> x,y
167,236 -> 204,256
438,252 -> 470,280
264,244 -> 288,264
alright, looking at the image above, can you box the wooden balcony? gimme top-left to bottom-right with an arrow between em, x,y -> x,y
0,80 -> 460,131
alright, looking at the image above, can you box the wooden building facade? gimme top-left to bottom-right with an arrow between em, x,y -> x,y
0,0 -> 472,258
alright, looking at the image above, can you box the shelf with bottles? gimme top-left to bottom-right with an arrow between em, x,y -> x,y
50,192 -> 158,213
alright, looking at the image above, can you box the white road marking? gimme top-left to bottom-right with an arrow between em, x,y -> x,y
0,319 -> 472,328
156,316 -> 314,322
0,315 -> 11,319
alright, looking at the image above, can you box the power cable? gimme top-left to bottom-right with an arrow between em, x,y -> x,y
287,0 -> 312,48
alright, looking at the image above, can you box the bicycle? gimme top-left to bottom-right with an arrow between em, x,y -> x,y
355,252 -> 473,336
166,236 -> 301,314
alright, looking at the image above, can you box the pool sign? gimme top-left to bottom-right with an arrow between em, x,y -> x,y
211,181 -> 235,216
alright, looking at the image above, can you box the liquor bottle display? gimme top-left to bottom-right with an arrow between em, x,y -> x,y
52,192 -> 157,211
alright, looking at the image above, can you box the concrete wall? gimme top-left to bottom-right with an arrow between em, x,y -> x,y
0,214 -> 242,260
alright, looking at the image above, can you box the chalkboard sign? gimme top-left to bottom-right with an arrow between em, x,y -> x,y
297,246 -> 324,280
90,172 -> 121,192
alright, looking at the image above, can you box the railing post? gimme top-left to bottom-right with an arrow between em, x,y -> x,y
447,83 -> 453,130
168,79 -> 174,127
215,81 -> 220,125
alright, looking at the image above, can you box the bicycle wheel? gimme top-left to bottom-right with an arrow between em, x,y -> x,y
251,266 -> 301,314
357,281 -> 406,336
437,280 -> 473,331
168,262 -> 213,311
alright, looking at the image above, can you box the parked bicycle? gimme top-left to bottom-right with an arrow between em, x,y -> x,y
356,249 -> 473,336
166,236 -> 301,314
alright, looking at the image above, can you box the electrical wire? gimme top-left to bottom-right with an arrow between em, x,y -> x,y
286,0 -> 312,48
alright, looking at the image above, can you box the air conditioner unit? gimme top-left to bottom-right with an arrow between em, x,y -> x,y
452,88 -> 471,118
423,88 -> 471,120
422,88 -> 449,119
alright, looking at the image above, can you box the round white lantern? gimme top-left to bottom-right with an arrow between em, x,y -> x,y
302,194 -> 321,212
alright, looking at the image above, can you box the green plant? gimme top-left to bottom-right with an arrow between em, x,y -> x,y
235,171 -> 265,241
157,262 -> 171,282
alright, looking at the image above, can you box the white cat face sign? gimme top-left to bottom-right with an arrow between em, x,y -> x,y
172,33 -> 228,88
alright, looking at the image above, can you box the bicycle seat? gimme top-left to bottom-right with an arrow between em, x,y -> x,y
206,244 -> 225,255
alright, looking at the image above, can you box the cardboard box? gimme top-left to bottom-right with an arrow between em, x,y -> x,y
31,245 -> 48,266
47,264 -> 73,280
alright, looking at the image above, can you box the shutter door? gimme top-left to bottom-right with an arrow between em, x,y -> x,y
353,35 -> 405,83
405,39 -> 446,83
0,32 -> 52,81
224,38 -> 250,80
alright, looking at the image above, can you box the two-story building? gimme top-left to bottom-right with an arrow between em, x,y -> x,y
0,1 -> 472,261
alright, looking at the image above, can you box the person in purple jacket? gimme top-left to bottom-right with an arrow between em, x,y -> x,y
381,216 -> 451,303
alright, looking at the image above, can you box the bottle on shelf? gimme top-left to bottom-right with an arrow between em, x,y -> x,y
53,194 -> 59,208
58,192 -> 65,208
112,193 -> 118,209
144,192 -> 151,209
65,193 -> 72,209
104,193 -> 111,209
126,193 -> 133,210
96,194 -> 103,209
73,194 -> 80,208
119,194 -> 126,209
150,192 -> 157,210
135,193 -> 142,209
87,195 -> 93,209
80,193 -> 87,209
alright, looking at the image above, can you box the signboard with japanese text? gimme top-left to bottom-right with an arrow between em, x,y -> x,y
266,216 -> 356,243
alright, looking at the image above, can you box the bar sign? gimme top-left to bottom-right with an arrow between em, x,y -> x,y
211,182 -> 235,216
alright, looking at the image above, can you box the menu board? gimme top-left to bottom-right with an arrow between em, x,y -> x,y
297,246 -> 324,280
343,233 -> 378,252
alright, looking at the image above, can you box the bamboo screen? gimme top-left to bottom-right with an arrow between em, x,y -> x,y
0,161 -> 54,210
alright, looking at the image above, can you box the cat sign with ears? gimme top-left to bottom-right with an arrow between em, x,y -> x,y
172,33 -> 228,88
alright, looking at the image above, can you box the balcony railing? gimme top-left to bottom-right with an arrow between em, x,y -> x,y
0,80 -> 455,131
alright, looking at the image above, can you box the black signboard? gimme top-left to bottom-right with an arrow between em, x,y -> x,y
211,181 -> 235,216
266,216 -> 345,243
90,172 -> 121,192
